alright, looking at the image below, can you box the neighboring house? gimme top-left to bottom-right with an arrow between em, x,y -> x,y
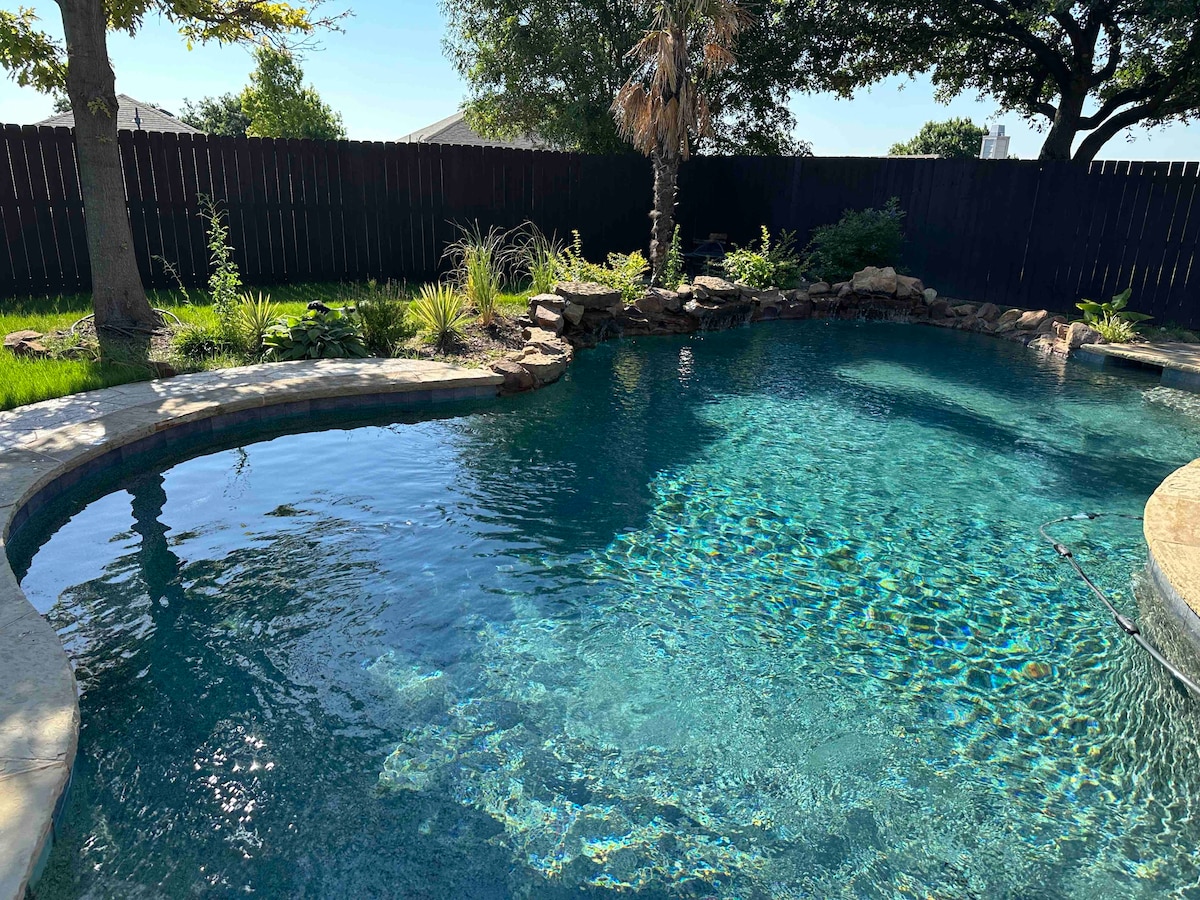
398,112 -> 546,150
36,94 -> 201,134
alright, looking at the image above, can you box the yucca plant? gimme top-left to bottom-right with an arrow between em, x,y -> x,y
409,284 -> 470,352
238,291 -> 280,356
517,223 -> 564,295
443,222 -> 513,327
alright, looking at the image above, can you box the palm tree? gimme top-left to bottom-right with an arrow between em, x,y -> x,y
612,0 -> 749,284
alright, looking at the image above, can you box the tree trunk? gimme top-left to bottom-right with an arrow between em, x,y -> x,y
649,150 -> 680,285
56,0 -> 157,349
1038,86 -> 1087,161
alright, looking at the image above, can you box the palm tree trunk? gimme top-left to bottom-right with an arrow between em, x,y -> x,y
649,150 -> 680,285
57,0 -> 157,353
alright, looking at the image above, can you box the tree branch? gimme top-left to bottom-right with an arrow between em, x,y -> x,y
969,0 -> 1073,87
1074,100 -> 1162,162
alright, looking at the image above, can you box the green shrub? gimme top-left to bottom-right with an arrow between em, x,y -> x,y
238,292 -> 280,356
556,231 -> 648,304
409,284 -> 470,351
722,226 -> 801,289
199,196 -> 244,349
662,225 -> 685,289
263,306 -> 368,360
172,322 -> 227,362
358,290 -> 413,357
803,198 -> 905,283
1076,287 -> 1152,344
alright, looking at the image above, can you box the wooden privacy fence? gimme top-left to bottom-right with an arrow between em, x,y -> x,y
680,155 -> 1200,328
3,122 -> 1200,328
0,124 -> 650,295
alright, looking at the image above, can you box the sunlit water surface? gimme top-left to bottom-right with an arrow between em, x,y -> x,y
16,322 -> 1200,899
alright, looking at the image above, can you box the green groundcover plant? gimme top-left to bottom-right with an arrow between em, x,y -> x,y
263,306 -> 368,360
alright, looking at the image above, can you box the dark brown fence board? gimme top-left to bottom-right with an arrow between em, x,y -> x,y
3,126 -> 1198,327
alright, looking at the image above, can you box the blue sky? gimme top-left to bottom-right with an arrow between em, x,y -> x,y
2,0 -> 1197,160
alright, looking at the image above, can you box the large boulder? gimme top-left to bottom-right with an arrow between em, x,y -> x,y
809,281 -> 832,296
922,287 -> 938,304
895,274 -> 925,301
490,358 -> 535,393
691,275 -> 739,299
517,348 -> 569,385
562,302 -> 586,326
4,329 -> 48,357
554,281 -> 621,309
1016,309 -> 1049,331
779,298 -> 813,320
851,266 -> 898,296
975,302 -> 1000,322
1064,321 -> 1104,348
531,304 -> 564,334
993,309 -> 1023,333
952,303 -> 977,317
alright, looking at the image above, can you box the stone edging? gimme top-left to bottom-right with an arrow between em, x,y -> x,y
1145,460 -> 1200,643
0,358 -> 502,900
484,268 -> 1105,394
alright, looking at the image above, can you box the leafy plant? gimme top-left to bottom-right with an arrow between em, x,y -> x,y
238,292 -> 280,356
199,195 -> 244,349
443,222 -> 513,326
1075,287 -> 1151,344
408,284 -> 470,351
556,231 -> 648,304
722,226 -> 801,289
517,223 -> 564,295
171,322 -> 226,361
662,224 -> 684,288
803,199 -> 905,283
262,306 -> 368,360
358,282 -> 413,356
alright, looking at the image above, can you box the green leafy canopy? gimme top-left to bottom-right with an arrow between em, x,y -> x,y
889,117 -> 987,159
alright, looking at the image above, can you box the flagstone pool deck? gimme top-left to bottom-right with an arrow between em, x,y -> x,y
0,358 -> 502,900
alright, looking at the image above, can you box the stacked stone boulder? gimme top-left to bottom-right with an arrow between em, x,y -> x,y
488,265 -> 1107,393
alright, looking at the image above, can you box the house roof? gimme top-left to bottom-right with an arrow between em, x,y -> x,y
398,112 -> 546,150
36,94 -> 201,134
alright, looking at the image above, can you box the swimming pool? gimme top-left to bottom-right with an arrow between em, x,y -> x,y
15,321 -> 1200,898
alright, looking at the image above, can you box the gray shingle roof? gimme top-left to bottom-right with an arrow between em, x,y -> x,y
398,112 -> 546,150
36,94 -> 201,134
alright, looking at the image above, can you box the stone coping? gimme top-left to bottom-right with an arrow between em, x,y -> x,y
1145,459 -> 1200,641
0,358 -> 502,900
1077,341 -> 1200,391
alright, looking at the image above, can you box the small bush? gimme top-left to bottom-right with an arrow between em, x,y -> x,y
662,225 -> 685,289
723,226 -> 801,289
358,291 -> 412,357
172,322 -> 227,362
409,284 -> 469,351
803,199 -> 905,283
1076,288 -> 1152,344
263,306 -> 368,360
556,231 -> 648,304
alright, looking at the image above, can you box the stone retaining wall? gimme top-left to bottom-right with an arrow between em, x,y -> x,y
488,267 -> 1104,393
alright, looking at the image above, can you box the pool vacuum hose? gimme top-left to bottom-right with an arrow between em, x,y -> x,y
1040,512 -> 1200,699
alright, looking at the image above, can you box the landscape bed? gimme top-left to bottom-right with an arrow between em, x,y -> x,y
11,321 -> 1200,899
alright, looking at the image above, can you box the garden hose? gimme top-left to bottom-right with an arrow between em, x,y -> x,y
1040,512 -> 1200,698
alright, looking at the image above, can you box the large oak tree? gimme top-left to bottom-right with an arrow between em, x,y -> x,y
442,0 -> 810,155
0,1 -> 338,349
797,0 -> 1200,161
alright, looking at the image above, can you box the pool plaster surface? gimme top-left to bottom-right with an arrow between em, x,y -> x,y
0,358 -> 502,900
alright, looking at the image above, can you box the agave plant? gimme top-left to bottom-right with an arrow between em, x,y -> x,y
1076,287 -> 1151,343
409,284 -> 470,352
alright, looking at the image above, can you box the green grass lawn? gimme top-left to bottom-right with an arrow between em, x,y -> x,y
0,283 -> 535,412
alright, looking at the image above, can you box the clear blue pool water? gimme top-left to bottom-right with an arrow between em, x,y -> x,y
16,321 -> 1200,899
